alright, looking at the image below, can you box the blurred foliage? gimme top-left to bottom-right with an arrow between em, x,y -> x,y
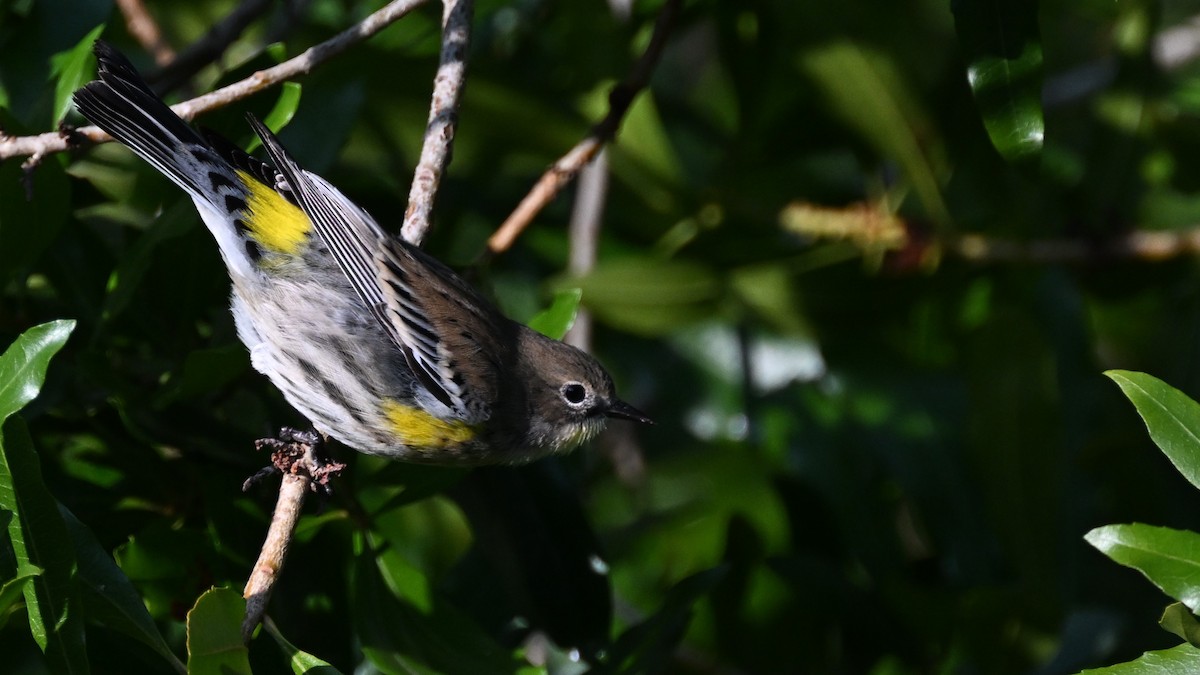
10,0 -> 1200,672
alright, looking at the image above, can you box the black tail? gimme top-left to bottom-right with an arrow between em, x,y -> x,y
73,41 -> 215,197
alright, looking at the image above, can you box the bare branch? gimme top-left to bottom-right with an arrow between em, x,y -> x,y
0,0 -> 433,163
401,0 -> 473,245
485,0 -> 680,255
242,472 -> 309,643
115,0 -> 176,66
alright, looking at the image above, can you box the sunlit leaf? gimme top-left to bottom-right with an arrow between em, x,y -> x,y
1106,370 -> 1200,492
0,319 -> 74,422
952,0 -> 1044,163
1086,524 -> 1200,612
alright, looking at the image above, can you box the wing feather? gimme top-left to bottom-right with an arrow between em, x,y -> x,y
247,116 -> 480,416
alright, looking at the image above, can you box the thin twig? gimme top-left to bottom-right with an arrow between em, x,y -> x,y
401,0 -> 473,245
484,0 -> 680,255
147,0 -> 275,94
0,0 -> 433,163
115,0 -> 176,66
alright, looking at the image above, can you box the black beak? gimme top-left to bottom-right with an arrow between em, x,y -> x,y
606,399 -> 654,425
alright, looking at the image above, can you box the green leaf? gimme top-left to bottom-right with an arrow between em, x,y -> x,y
49,24 -> 105,123
527,288 -> 582,340
246,81 -> 303,153
952,0 -> 1044,163
1161,603 -> 1200,648
62,506 -> 185,674
0,571 -> 40,628
0,320 -> 74,422
1105,370 -> 1200,492
1085,524 -> 1200,611
186,588 -> 251,675
1080,643 -> 1200,673
263,618 -> 343,675
0,416 -> 89,673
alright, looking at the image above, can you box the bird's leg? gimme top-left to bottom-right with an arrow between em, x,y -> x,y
243,427 -> 346,495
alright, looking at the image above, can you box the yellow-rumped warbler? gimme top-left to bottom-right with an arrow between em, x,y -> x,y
73,42 -> 650,465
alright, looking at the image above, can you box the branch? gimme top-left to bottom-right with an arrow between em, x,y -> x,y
115,0 -> 176,66
242,470 -> 309,643
780,201 -> 1200,267
401,0 -> 473,245
484,0 -> 680,255
0,0 -> 433,163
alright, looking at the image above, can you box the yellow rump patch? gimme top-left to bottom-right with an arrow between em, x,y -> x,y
381,399 -> 478,451
237,170 -> 311,255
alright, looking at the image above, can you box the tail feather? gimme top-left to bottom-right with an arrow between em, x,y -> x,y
73,42 -> 213,198
73,40 -> 319,278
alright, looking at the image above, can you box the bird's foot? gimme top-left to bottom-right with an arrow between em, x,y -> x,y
243,427 -> 346,495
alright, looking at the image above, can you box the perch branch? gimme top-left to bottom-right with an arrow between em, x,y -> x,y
401,0 -> 473,245
484,0 -> 680,255
242,468 -> 309,643
0,0 -> 433,163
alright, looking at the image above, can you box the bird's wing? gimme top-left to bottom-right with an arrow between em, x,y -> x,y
248,116 -> 502,420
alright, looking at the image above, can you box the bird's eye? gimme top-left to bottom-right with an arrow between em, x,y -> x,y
561,382 -> 588,406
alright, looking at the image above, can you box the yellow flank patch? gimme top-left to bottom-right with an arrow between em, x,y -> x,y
381,399 -> 478,450
237,170 -> 311,255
